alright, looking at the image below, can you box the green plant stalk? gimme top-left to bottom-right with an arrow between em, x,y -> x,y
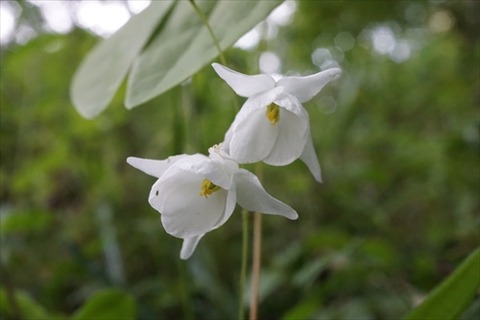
249,162 -> 264,320
238,209 -> 249,320
188,0 -> 239,114
188,0 -> 227,66
249,211 -> 262,320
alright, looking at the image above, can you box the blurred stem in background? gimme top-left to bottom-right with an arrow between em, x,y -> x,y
249,211 -> 262,320
0,262 -> 21,320
238,209 -> 249,320
249,162 -> 264,320
95,202 -> 125,287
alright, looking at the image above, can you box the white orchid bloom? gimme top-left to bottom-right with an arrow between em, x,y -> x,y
127,145 -> 297,259
212,63 -> 341,182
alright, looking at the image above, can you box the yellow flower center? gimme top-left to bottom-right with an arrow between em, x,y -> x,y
266,103 -> 280,124
199,179 -> 221,198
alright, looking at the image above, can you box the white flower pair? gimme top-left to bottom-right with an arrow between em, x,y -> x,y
128,63 -> 341,259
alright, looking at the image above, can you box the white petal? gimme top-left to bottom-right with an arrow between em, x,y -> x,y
229,108 -> 278,163
210,189 -> 237,231
233,86 -> 284,124
174,154 -> 233,189
160,188 -> 229,238
212,63 -> 275,97
180,234 -> 205,260
299,128 -> 322,183
148,165 -> 197,213
127,155 -> 186,178
277,68 -> 341,103
235,169 -> 298,220
264,108 -> 308,166
208,149 -> 239,186
150,167 -> 230,238
221,126 -> 233,156
274,93 -> 309,119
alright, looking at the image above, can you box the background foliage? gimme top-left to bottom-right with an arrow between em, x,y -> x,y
1,0 -> 479,319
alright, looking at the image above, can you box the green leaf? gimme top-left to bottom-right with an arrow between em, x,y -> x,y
0,286 -> 51,319
71,289 -> 136,320
405,248 -> 480,320
125,0 -> 281,108
70,1 -> 174,119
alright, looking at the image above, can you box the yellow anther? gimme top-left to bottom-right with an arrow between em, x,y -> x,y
199,179 -> 221,198
266,103 -> 280,124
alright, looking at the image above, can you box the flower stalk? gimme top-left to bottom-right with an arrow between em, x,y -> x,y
238,209 -> 249,320
188,0 -> 227,66
249,211 -> 262,320
249,161 -> 264,320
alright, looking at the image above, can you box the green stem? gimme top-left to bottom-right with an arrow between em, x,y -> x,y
249,162 -> 264,320
249,212 -> 262,320
238,209 -> 249,320
189,0 -> 239,113
189,0 -> 227,66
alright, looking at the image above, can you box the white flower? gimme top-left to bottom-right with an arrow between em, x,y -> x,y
127,145 -> 298,259
212,63 -> 341,182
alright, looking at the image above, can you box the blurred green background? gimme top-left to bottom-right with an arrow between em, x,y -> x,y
1,0 -> 479,319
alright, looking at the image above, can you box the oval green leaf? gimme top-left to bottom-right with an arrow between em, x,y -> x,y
0,287 -> 51,319
125,0 -> 281,109
405,248 -> 480,320
72,289 -> 136,320
70,1 -> 174,119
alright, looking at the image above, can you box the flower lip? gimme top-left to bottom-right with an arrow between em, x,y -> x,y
225,90 -> 309,166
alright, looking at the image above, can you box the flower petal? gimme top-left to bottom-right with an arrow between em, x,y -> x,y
264,108 -> 308,165
229,108 -> 278,163
210,189 -> 237,231
180,234 -> 205,260
277,68 -> 341,103
148,165 -> 197,213
212,63 -> 275,97
262,94 -> 309,165
178,191 -> 235,259
235,169 -> 298,220
161,188 -> 229,238
234,86 -> 284,123
150,166 -> 230,238
299,128 -> 322,182
127,155 -> 186,178
221,125 -> 234,156
173,154 -> 234,189
273,93 -> 308,119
